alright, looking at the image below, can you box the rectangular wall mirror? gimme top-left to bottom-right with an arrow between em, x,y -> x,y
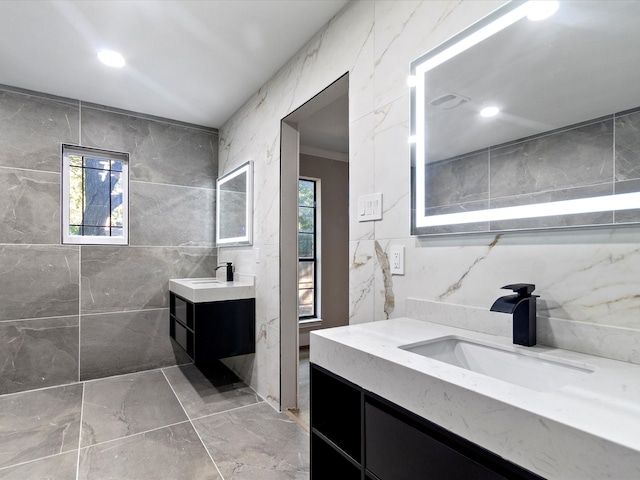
216,161 -> 253,246
410,0 -> 640,235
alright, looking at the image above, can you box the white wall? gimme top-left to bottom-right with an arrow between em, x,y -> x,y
218,0 -> 640,409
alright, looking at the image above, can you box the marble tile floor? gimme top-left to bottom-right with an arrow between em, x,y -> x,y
0,362 -> 309,479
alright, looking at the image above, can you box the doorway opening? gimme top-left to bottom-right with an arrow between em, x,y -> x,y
280,74 -> 349,425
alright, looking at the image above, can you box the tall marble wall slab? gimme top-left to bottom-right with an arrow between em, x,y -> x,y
218,0 -> 640,406
0,85 -> 218,393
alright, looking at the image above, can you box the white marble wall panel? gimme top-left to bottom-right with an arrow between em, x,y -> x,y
219,0 -> 640,408
385,227 -> 640,328
372,240 -> 394,321
220,244 -> 280,398
406,298 -> 640,365
373,1 -> 504,110
349,113 -> 376,241
373,96 -> 411,240
346,1 -> 375,123
349,240 -> 376,325
265,323 -> 280,408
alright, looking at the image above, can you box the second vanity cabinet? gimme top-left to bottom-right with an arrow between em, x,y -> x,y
170,292 -> 255,364
311,364 -> 544,480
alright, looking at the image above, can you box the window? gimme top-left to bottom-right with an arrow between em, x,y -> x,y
61,144 -> 129,245
298,178 -> 318,319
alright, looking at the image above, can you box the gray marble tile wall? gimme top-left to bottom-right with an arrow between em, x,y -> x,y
422,108 -> 640,234
0,85 -> 218,394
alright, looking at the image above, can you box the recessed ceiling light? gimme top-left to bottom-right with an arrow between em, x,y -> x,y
480,106 -> 500,118
526,1 -> 560,21
97,50 -> 125,68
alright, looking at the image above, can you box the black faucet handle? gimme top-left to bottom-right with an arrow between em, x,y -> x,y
501,283 -> 536,297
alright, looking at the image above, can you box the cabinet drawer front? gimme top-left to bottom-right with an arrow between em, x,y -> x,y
170,316 -> 194,359
365,402 -> 504,480
171,294 -> 194,329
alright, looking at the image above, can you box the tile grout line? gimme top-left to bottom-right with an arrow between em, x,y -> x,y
160,368 -> 226,480
0,363 -> 193,400
79,418 -> 195,450
75,382 -> 86,480
78,245 -> 81,385
0,451 -> 74,473
187,398 -> 266,424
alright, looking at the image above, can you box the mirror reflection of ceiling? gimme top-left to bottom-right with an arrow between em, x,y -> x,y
424,1 -> 640,164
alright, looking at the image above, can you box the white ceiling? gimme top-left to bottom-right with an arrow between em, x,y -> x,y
0,0 -> 349,129
298,92 -> 349,158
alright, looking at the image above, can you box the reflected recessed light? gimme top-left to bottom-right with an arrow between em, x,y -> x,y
97,50 -> 125,68
480,106 -> 500,118
526,1 -> 559,21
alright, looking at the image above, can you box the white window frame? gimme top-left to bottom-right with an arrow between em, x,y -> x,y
61,144 -> 130,245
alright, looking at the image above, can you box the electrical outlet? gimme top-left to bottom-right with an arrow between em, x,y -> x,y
390,245 -> 404,275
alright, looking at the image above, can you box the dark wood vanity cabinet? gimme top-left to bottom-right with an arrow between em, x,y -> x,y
310,364 -> 544,480
169,292 -> 255,364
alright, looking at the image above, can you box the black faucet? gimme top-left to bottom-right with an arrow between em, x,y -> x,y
215,262 -> 234,282
490,283 -> 539,346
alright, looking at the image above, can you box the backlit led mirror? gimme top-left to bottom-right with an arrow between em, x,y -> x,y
216,161 -> 253,246
410,0 -> 640,235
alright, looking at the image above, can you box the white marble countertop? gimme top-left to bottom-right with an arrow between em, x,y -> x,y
169,274 -> 255,303
310,318 -> 640,479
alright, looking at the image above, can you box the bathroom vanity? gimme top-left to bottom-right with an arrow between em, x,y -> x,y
310,319 -> 640,479
169,277 -> 255,364
311,364 -> 541,479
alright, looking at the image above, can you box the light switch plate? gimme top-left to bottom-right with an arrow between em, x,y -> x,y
358,193 -> 383,222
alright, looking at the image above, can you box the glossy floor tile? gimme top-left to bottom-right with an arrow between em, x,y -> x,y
194,402 -> 310,479
81,369 -> 187,447
0,384 -> 82,469
78,422 -> 220,480
163,362 -> 261,419
0,362 -> 310,479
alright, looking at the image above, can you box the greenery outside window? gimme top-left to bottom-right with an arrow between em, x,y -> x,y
61,144 -> 129,245
299,178 -> 318,319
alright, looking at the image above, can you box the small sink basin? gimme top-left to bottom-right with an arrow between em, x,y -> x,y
169,277 -> 255,303
400,336 -> 594,392
185,279 -> 222,285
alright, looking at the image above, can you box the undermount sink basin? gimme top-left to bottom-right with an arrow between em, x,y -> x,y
400,336 -> 594,392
